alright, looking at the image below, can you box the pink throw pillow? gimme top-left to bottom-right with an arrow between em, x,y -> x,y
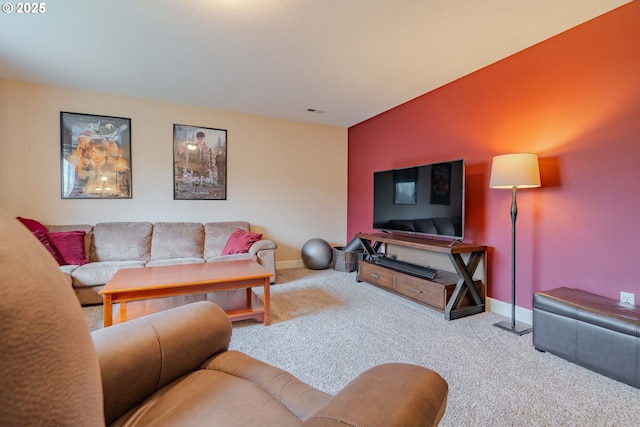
17,216 -> 48,234
222,228 -> 263,255
46,231 -> 88,266
33,230 -> 65,265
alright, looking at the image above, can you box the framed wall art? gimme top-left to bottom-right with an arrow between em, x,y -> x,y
430,162 -> 451,205
60,112 -> 132,199
393,167 -> 418,205
173,124 -> 227,200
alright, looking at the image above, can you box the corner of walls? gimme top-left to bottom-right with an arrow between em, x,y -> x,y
347,3 -> 640,310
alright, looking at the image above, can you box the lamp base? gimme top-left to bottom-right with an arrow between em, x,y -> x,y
494,319 -> 532,336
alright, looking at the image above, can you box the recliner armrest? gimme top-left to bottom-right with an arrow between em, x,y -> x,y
302,363 -> 448,427
203,350 -> 333,420
92,301 -> 232,425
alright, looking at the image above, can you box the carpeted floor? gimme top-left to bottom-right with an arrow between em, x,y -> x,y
84,268 -> 640,426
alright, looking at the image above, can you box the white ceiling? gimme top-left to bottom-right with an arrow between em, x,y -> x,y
0,0 -> 631,127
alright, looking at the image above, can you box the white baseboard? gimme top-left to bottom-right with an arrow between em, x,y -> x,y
487,297 -> 532,325
275,262 -> 533,324
276,259 -> 305,270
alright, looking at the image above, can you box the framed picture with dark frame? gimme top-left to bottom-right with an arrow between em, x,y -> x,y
430,162 -> 451,205
173,124 -> 227,200
393,167 -> 418,205
60,112 -> 132,199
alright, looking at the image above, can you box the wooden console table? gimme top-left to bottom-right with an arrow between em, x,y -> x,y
356,232 -> 487,320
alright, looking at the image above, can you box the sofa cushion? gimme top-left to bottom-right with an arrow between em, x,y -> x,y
206,253 -> 257,263
222,228 -> 263,255
150,222 -> 204,260
204,221 -> 250,259
71,261 -> 146,288
59,264 -> 79,276
145,258 -> 205,267
93,222 -> 152,262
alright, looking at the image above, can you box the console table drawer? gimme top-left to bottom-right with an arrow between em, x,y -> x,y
358,262 -> 394,290
395,275 -> 445,308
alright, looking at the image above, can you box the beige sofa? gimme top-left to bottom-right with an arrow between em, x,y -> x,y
1,210 -> 449,426
48,221 -> 277,305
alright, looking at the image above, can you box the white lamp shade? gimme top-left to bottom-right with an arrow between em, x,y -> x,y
489,153 -> 541,189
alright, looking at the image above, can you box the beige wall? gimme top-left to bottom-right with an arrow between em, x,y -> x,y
0,79 -> 348,267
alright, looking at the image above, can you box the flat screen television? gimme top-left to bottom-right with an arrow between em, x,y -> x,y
373,159 -> 465,241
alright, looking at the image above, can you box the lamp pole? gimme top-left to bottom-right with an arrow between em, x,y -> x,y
510,185 -> 518,331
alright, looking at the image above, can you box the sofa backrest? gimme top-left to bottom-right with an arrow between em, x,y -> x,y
150,222 -> 204,260
92,222 -> 153,262
204,221 -> 250,259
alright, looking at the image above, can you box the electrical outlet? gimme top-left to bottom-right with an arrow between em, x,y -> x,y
620,291 -> 635,306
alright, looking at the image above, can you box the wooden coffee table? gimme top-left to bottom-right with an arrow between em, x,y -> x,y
100,260 -> 273,327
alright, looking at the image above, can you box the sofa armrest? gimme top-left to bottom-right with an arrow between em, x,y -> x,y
248,238 -> 277,254
249,238 -> 277,281
302,363 -> 448,427
91,301 -> 232,425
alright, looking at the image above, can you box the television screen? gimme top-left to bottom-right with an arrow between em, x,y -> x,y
373,159 -> 465,240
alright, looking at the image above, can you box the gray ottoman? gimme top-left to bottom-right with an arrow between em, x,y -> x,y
533,287 -> 640,388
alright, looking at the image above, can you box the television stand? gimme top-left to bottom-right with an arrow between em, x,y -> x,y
372,256 -> 437,280
356,232 -> 487,320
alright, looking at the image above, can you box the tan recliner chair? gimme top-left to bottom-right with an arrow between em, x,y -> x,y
0,209 -> 448,426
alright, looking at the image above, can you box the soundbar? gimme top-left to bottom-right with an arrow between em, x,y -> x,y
372,256 -> 437,280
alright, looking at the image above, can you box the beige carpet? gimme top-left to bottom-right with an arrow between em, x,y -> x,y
84,268 -> 640,426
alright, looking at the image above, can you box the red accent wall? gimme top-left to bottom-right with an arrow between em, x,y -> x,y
347,2 -> 640,308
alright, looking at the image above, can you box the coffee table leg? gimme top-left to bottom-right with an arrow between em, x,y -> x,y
245,288 -> 251,306
263,277 -> 270,326
103,294 -> 113,327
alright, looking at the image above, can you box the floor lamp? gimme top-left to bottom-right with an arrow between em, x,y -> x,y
490,153 -> 541,335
